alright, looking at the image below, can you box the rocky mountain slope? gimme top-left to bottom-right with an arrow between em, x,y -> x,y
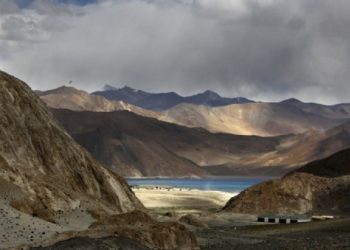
0,71 -> 142,217
0,71 -> 197,249
223,148 -> 350,215
37,86 -> 158,118
50,109 -> 350,177
159,102 -> 345,136
92,85 -> 253,110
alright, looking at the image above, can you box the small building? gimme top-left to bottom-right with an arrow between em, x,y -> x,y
257,214 -> 311,224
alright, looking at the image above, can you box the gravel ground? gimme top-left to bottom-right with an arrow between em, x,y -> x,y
197,217 -> 350,250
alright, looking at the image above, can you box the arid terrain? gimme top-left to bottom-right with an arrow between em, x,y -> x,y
0,71 -> 197,250
39,85 -> 350,137
50,108 -> 350,177
121,186 -> 350,250
2,0 -> 350,248
1,70 -> 349,250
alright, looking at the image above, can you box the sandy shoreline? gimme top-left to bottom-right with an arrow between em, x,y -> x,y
132,186 -> 237,209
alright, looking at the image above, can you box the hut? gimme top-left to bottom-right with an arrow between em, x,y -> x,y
257,214 -> 311,224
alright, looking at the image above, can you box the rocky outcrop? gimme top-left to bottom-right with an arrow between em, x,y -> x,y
35,210 -> 198,250
90,210 -> 198,250
0,70 -> 142,217
178,214 -> 208,229
223,149 -> 350,215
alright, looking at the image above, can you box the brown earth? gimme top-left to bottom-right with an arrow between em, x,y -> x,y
223,148 -> 350,215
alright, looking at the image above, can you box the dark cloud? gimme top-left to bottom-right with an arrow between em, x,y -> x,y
1,0 -> 350,104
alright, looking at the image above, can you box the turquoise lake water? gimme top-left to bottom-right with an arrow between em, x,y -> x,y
126,177 -> 273,193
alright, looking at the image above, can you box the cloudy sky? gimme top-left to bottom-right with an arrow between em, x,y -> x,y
0,0 -> 350,103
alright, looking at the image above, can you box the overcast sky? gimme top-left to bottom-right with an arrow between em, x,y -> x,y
1,0 -> 350,104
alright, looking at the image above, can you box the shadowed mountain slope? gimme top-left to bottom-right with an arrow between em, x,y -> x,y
50,109 -> 350,177
51,109 -> 283,177
296,148 -> 350,177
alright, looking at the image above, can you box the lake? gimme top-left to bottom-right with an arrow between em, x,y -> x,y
126,177 -> 273,193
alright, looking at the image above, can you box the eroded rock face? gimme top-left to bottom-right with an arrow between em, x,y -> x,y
0,70 -> 142,218
223,149 -> 350,215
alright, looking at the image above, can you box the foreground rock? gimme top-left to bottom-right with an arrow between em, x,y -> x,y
178,214 -> 209,229
32,210 -> 198,250
0,71 -> 197,249
223,148 -> 350,215
0,70 -> 141,219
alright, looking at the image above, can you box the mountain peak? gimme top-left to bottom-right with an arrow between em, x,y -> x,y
103,84 -> 118,91
103,84 -> 138,92
37,85 -> 82,96
281,98 -> 303,104
201,90 -> 221,98
120,85 -> 137,92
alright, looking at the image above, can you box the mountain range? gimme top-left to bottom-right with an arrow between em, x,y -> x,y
37,86 -> 158,118
159,102 -> 345,136
35,85 -> 350,177
92,84 -> 254,110
39,85 -> 350,137
50,109 -> 350,177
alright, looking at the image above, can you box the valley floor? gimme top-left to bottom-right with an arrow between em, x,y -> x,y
198,216 -> 350,250
2,185 -> 349,249
133,186 -> 350,250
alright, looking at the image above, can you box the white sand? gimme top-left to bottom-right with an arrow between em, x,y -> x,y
132,187 -> 237,209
